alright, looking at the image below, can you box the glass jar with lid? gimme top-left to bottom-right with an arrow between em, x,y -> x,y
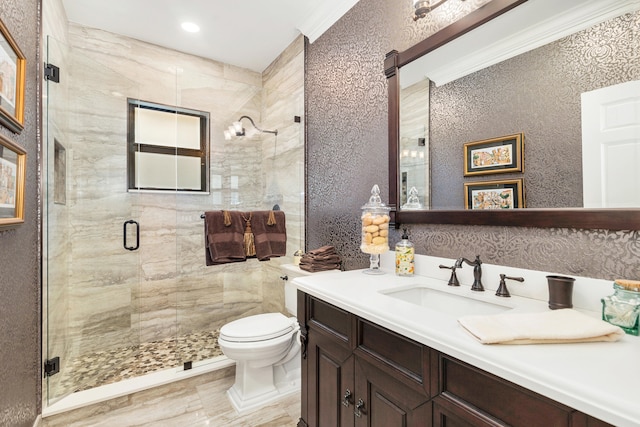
360,184 -> 391,274
601,280 -> 640,336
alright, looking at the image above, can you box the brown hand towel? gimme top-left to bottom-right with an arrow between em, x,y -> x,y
251,210 -> 287,261
299,245 -> 342,272
204,210 -> 246,265
301,254 -> 341,264
299,261 -> 342,272
307,245 -> 336,256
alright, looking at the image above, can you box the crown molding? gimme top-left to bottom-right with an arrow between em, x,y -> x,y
297,0 -> 360,43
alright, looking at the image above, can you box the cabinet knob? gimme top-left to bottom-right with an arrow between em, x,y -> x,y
342,389 -> 352,407
354,398 -> 365,418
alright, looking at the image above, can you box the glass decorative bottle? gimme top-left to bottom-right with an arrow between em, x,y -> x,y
395,228 -> 414,276
360,184 -> 391,274
602,280 -> 640,336
401,186 -> 423,210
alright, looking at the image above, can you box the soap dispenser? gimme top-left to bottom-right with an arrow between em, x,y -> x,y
395,228 -> 415,276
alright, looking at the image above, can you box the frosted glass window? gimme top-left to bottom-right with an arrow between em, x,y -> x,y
134,108 -> 201,149
134,153 -> 202,190
127,99 -> 209,192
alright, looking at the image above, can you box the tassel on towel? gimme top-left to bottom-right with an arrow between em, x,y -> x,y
267,210 -> 276,226
241,212 -> 256,256
223,210 -> 232,226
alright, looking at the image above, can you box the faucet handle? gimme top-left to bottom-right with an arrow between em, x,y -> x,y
439,264 -> 460,287
495,274 -> 525,297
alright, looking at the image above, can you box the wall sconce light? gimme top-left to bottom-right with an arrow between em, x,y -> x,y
224,115 -> 278,140
413,0 -> 450,21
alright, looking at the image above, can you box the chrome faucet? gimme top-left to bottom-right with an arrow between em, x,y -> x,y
455,255 -> 484,291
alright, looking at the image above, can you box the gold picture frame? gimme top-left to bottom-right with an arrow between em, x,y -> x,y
0,17 -> 26,134
463,133 -> 524,176
0,133 -> 26,227
464,178 -> 524,210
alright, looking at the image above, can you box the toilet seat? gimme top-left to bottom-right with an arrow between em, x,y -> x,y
220,313 -> 296,343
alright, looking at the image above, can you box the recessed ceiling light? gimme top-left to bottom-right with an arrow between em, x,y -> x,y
181,22 -> 200,33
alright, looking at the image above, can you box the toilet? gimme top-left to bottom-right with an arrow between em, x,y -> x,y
218,264 -> 309,414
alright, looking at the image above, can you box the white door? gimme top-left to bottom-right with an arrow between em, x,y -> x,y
582,80 -> 640,208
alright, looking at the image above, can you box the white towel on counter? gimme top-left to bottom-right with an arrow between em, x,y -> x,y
458,309 -> 625,345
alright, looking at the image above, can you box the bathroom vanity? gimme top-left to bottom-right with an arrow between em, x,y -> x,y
292,255 -> 640,427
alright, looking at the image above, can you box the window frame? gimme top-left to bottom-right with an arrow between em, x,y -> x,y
126,98 -> 210,193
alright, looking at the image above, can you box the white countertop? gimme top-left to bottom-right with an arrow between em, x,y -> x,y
291,255 -> 640,427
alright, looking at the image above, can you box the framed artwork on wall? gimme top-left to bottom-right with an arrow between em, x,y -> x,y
0,17 -> 26,134
0,133 -> 26,227
464,178 -> 524,210
463,133 -> 524,176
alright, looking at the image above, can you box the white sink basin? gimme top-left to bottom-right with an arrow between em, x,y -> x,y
380,285 -> 512,317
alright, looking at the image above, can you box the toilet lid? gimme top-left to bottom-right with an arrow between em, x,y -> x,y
220,313 -> 296,342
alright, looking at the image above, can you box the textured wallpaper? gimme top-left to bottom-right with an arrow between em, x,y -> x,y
306,0 -> 640,281
0,0 -> 42,425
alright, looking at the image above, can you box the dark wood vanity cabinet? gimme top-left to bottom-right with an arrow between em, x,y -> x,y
353,319 -> 435,426
299,294 -> 434,427
298,292 -> 613,427
304,324 -> 354,426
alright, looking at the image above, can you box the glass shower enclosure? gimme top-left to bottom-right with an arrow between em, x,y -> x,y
43,29 -> 305,408
43,35 -> 151,401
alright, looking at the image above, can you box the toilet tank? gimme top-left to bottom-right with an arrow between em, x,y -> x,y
280,264 -> 313,315
280,264 -> 343,315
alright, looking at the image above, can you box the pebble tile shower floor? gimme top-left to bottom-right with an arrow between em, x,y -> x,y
58,329 -> 223,392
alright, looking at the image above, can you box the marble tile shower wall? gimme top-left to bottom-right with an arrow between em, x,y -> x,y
47,22 -> 303,372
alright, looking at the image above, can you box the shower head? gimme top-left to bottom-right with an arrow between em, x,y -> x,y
224,115 -> 277,140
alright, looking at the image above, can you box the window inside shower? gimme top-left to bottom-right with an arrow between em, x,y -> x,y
127,99 -> 210,193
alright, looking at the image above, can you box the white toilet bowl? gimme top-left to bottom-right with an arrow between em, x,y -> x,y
218,312 -> 301,414
218,265 -> 308,414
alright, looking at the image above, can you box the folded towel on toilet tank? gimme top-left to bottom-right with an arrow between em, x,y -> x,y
300,245 -> 342,272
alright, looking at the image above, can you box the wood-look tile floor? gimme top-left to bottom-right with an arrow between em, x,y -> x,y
41,366 -> 301,427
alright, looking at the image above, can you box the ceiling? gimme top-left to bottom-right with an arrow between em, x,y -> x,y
62,0 -> 360,73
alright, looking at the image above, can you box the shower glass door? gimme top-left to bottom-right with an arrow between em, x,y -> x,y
44,36 -> 144,403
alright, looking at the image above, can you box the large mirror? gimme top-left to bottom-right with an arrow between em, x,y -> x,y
386,0 -> 640,230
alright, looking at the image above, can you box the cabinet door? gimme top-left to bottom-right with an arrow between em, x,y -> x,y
306,329 -> 355,427
433,396 -> 505,427
354,356 -> 432,427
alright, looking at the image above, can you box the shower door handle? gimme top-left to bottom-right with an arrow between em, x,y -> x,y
123,220 -> 140,251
